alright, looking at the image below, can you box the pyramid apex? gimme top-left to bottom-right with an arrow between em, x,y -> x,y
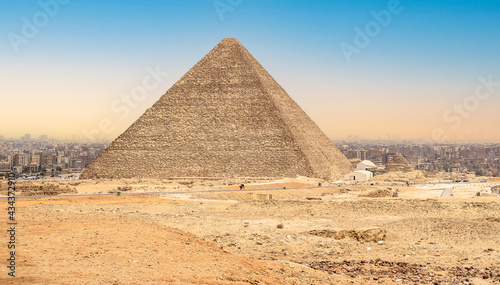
219,38 -> 241,45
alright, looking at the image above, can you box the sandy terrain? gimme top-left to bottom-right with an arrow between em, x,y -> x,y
1,178 -> 500,284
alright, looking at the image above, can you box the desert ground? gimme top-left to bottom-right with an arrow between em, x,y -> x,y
1,175 -> 500,284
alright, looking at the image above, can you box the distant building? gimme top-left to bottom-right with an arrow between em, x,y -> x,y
415,163 -> 431,171
14,153 -> 31,167
0,161 -> 10,172
356,160 -> 377,171
72,159 -> 85,170
12,166 -> 23,174
347,150 -> 368,160
31,154 -> 41,165
57,156 -> 70,170
26,163 -> 39,173
44,167 -> 56,176
344,170 -> 373,182
41,154 -> 56,167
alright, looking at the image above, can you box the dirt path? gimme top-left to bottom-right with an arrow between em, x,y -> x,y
440,187 -> 453,198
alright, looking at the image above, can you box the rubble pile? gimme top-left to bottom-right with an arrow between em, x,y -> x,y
308,259 -> 500,283
17,182 -> 77,196
491,185 -> 500,195
308,228 -> 386,242
360,188 -> 397,198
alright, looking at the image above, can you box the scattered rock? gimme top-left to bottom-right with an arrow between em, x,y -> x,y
308,228 -> 387,242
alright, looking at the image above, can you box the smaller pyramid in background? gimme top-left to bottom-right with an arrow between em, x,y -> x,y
386,154 -> 411,172
81,38 -> 351,180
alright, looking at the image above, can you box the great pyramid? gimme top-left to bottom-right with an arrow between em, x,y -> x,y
81,38 -> 351,180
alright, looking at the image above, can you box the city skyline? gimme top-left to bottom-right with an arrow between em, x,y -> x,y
2,136 -> 498,177
3,133 -> 500,146
1,0 -> 499,142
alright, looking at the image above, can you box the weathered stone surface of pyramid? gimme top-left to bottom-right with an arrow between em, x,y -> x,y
81,38 -> 351,180
386,154 -> 411,172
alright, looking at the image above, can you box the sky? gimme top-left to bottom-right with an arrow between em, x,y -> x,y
1,0 -> 499,143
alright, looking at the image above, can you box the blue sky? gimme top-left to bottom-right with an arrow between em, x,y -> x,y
1,0 -> 499,142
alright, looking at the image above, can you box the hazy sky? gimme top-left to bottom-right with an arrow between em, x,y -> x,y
1,0 -> 499,142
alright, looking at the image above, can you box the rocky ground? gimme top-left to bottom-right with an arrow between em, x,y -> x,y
1,179 -> 499,284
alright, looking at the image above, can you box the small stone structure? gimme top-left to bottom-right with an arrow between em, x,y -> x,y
256,194 -> 273,200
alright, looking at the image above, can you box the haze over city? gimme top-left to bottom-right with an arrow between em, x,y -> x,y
1,0 -> 499,142
2,2 -> 500,284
